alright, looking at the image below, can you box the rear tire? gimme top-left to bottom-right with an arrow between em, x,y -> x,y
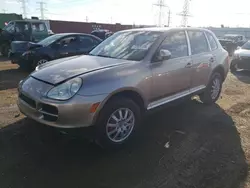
95,97 -> 141,149
200,72 -> 222,105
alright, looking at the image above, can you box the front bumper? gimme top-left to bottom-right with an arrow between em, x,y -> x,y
18,77 -> 107,128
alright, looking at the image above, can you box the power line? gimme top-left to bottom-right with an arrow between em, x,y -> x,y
153,0 -> 171,27
18,0 -> 27,18
37,1 -> 47,19
177,0 -> 191,27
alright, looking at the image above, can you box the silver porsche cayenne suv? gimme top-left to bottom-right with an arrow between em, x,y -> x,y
18,27 -> 229,148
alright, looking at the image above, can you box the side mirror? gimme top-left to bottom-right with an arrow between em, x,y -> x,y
155,49 -> 171,62
236,46 -> 241,50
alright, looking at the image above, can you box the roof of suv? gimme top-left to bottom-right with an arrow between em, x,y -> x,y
120,27 -> 212,33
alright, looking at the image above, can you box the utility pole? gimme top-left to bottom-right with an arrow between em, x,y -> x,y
19,0 -> 27,18
178,0 -> 191,27
85,16 -> 89,22
37,1 -> 46,20
153,0 -> 171,27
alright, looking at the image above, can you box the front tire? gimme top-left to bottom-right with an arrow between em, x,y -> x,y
32,58 -> 49,70
95,97 -> 141,149
1,43 -> 10,57
200,72 -> 222,105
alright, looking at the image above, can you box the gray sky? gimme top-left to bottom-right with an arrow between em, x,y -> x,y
1,0 -> 250,27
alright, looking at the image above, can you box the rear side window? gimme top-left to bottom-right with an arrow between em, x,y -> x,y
206,32 -> 218,50
79,35 -> 98,46
159,31 -> 188,59
188,31 -> 209,55
31,22 -> 46,32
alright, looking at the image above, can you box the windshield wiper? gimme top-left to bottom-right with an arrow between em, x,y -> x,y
89,54 -> 114,58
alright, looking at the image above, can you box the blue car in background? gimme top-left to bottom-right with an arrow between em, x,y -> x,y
9,33 -> 102,71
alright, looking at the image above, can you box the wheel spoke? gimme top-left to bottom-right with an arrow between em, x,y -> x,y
107,123 -> 117,128
119,109 -> 123,120
124,109 -> 128,119
111,114 -> 119,122
113,131 -> 120,139
108,128 -> 117,136
125,114 -> 133,123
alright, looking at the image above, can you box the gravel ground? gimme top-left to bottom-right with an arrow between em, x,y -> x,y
0,59 -> 250,188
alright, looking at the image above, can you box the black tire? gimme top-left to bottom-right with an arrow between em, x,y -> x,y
200,72 -> 222,105
95,97 -> 141,149
230,62 -> 237,73
1,43 -> 10,57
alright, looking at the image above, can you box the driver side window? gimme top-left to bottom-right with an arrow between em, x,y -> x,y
159,31 -> 188,59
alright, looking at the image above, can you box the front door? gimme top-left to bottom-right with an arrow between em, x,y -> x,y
150,31 -> 192,107
56,35 -> 79,58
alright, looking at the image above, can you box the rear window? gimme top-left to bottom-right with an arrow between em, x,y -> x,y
206,32 -> 218,50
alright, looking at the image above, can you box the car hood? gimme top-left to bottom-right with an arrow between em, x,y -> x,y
31,55 -> 133,85
234,49 -> 250,57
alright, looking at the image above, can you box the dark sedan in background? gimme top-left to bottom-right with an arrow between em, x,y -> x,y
9,33 -> 102,70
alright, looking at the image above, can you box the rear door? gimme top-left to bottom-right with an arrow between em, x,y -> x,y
187,30 -> 214,90
76,35 -> 100,55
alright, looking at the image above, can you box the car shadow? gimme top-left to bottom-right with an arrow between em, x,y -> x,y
0,100 -> 248,188
0,68 -> 28,91
232,70 -> 250,84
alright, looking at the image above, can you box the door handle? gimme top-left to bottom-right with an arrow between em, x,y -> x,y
209,57 -> 214,63
185,62 -> 192,68
61,52 -> 69,55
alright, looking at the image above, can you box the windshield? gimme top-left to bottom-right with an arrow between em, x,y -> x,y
89,31 -> 161,61
2,22 -> 14,32
241,41 -> 250,50
224,35 -> 242,42
38,34 -> 64,46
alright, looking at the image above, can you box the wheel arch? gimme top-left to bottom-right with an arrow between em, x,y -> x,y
38,54 -> 52,61
211,65 -> 226,82
93,88 -> 147,124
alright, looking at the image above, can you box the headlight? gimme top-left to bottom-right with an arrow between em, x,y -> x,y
47,77 -> 82,100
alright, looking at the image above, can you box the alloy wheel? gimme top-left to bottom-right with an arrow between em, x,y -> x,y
211,77 -> 221,100
37,59 -> 48,65
106,108 -> 135,143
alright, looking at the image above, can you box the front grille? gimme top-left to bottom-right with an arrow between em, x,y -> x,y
38,103 -> 58,122
43,114 -> 58,122
19,93 -> 36,108
41,104 -> 58,115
